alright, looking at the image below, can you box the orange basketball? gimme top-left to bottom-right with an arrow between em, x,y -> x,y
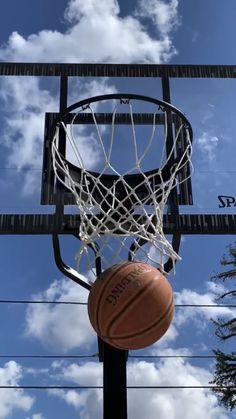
88,261 -> 174,350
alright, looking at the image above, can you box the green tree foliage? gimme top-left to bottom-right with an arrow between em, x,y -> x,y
211,245 -> 236,410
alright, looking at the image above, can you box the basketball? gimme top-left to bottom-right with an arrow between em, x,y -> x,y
88,261 -> 174,350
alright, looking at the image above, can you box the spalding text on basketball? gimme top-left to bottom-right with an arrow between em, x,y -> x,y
218,195 -> 236,208
105,264 -> 151,307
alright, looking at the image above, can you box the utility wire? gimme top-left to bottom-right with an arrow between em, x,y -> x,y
0,354 -> 220,359
175,304 -> 236,308
0,385 -> 235,390
0,300 -> 87,305
0,355 -> 97,359
128,355 -> 219,359
0,300 -> 235,307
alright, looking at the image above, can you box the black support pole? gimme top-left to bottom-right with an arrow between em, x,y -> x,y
96,276 -> 128,419
102,341 -> 128,419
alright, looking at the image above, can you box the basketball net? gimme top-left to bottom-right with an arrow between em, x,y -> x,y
51,95 -> 193,278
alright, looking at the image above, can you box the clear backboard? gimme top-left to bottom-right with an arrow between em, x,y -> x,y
0,63 -> 235,237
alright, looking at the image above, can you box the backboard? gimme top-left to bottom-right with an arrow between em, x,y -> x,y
0,63 -> 236,237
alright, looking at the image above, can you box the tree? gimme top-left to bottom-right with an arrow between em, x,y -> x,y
210,244 -> 236,410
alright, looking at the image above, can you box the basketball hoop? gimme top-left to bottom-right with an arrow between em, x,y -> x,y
50,93 -> 193,276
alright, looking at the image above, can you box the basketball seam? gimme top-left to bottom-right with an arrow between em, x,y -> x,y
105,279 -> 157,337
106,300 -> 173,349
105,293 -> 174,341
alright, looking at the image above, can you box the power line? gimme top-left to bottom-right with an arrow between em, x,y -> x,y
129,355 -> 218,359
0,385 -> 234,390
0,300 -> 234,308
175,304 -> 236,308
0,300 -> 87,305
0,355 -> 97,359
0,354 -> 220,360
128,386 -> 235,389
196,170 -> 236,174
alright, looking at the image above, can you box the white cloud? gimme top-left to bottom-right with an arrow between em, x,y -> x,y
136,0 -> 180,35
58,362 -> 102,385
207,279 -> 229,297
0,0 -> 181,195
64,0 -> 120,23
0,361 -> 34,418
0,77 -> 57,195
25,278 -> 96,351
127,359 -> 229,419
148,322 -> 179,349
201,103 -> 216,124
138,278 -> 234,352
65,78 -> 117,169
0,77 -> 116,193
196,131 -> 219,162
26,414 -> 45,419
49,362 -> 103,417
150,345 -> 192,357
174,283 -> 235,331
49,388 -> 88,409
0,0 -> 178,64
24,367 -> 49,376
49,387 -> 103,418
48,359 -> 229,419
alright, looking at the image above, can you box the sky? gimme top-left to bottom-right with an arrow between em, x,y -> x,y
0,0 -> 236,418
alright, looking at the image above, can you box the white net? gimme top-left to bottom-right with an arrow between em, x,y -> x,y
51,95 -> 193,277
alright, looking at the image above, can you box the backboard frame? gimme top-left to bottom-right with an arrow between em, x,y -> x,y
0,62 -> 236,235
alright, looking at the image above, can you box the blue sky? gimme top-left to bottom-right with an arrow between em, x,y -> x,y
0,1 -> 236,418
